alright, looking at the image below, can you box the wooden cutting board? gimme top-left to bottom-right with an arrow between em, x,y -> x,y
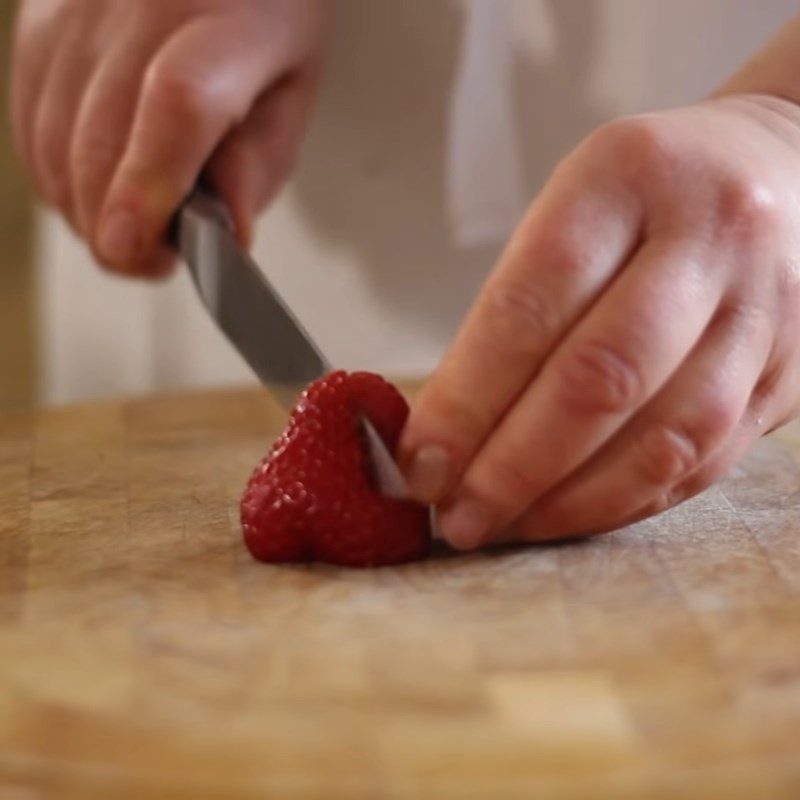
1,386 -> 800,799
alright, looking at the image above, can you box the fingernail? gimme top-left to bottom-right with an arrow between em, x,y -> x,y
97,209 -> 140,264
439,497 -> 491,551
404,445 -> 452,503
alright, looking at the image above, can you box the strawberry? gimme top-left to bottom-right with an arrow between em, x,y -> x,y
240,371 -> 431,567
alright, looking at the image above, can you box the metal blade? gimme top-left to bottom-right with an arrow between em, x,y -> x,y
176,188 -> 410,499
361,416 -> 409,500
178,188 -> 331,409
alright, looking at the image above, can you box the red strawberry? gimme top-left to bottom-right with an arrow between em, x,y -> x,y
240,371 -> 431,567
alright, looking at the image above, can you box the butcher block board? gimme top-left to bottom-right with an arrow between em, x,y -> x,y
1,386 -> 800,799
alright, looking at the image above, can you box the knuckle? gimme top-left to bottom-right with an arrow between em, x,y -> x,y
556,339 -> 646,416
584,115 -> 678,181
16,3 -> 60,42
700,390 -> 742,439
634,424 -> 702,487
661,465 -> 719,514
144,67 -> 206,119
143,61 -> 237,125
635,393 -> 740,489
506,216 -> 586,278
635,392 -> 740,489
716,175 -> 780,242
481,279 -> 561,356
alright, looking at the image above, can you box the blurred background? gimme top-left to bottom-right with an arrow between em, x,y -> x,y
1,0 -> 795,413
0,3 -> 35,412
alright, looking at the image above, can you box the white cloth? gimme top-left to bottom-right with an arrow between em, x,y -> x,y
447,0 -> 525,247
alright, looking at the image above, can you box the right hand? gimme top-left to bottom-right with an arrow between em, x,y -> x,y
11,0 -> 325,277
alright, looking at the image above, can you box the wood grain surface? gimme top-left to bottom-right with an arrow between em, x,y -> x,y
1,386 -> 800,799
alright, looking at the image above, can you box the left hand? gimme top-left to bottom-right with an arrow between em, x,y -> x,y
399,94 -> 800,550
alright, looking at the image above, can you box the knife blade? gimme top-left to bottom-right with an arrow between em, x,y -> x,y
176,187 -> 410,500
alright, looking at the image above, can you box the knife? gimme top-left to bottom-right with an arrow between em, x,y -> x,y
176,187 -> 409,499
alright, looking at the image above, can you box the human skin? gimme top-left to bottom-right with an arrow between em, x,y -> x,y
10,0 -> 325,277
400,16 -> 800,550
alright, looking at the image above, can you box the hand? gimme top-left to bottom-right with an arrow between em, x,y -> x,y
11,0 -> 324,276
400,95 -> 800,549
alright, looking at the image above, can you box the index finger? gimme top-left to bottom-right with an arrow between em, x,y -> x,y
399,165 -> 641,502
95,14 -> 297,270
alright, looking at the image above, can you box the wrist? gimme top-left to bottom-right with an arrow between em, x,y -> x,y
705,92 -> 800,151
713,16 -> 800,119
